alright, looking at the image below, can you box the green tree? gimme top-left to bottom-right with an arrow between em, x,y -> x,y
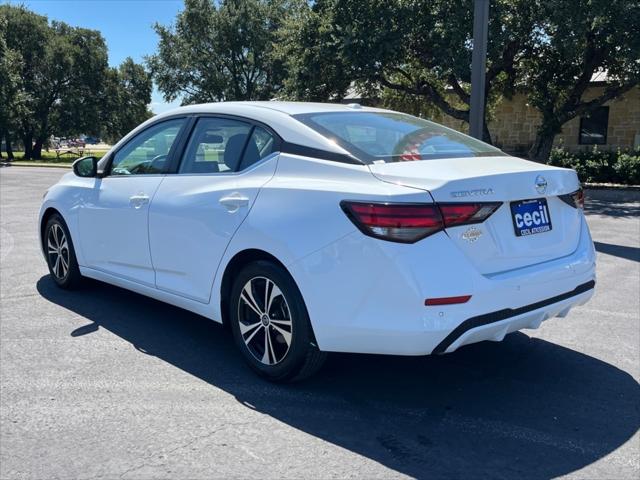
0,5 -> 49,159
0,15 -> 28,159
276,0 -> 352,101
1,5 -> 110,159
98,58 -> 153,143
278,0 -> 538,143
1,5 -> 152,158
523,0 -> 640,161
45,22 -> 109,147
148,0 -> 293,104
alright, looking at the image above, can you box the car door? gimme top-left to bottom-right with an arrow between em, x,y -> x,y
77,118 -> 188,286
148,116 -> 279,303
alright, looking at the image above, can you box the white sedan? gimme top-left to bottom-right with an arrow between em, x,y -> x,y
39,102 -> 596,381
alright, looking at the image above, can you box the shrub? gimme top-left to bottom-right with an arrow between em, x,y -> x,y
614,152 -> 640,185
548,147 -> 640,185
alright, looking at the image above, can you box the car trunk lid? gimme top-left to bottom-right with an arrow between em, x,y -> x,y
368,156 -> 583,274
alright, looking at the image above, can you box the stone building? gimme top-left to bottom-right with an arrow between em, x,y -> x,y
437,84 -> 640,156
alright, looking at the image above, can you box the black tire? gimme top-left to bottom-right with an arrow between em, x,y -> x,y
229,260 -> 326,382
43,214 -> 83,289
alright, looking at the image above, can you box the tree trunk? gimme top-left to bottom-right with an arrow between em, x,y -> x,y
23,134 -> 33,160
528,112 -> 563,163
482,119 -> 493,145
33,138 -> 44,160
5,132 -> 14,160
529,131 -> 557,163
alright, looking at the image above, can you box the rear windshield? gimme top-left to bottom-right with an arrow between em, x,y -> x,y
294,111 -> 506,163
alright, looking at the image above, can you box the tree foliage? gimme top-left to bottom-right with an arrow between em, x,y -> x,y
275,0 -> 352,101
148,0 -> 295,104
99,58 -> 153,143
278,0 -> 639,160
522,0 -> 640,161
0,5 -> 152,159
2,1 -> 638,162
0,15 -> 26,159
278,0 -> 539,143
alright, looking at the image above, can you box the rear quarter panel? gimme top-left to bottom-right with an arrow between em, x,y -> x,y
208,153 -> 430,321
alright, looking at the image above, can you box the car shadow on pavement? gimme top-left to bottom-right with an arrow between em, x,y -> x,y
594,241 -> 640,262
37,275 -> 640,479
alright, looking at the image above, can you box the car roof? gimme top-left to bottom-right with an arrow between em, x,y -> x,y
146,101 -> 391,156
164,101 -> 388,116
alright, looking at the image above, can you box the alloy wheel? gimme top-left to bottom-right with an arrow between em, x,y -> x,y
237,276 -> 293,365
47,223 -> 69,280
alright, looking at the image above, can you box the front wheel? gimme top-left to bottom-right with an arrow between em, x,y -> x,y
229,261 -> 326,382
44,214 -> 83,289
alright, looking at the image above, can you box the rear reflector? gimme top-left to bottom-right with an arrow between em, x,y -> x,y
425,295 -> 472,306
341,200 -> 501,243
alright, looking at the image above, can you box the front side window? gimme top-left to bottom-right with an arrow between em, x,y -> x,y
579,106 -> 609,145
110,119 -> 185,175
294,111 -> 505,163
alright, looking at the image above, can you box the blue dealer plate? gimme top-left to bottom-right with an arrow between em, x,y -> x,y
510,198 -> 552,237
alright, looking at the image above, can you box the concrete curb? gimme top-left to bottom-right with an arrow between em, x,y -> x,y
585,187 -> 640,203
1,161 -> 71,169
584,182 -> 640,191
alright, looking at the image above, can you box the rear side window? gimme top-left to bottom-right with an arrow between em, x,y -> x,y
294,111 -> 505,163
179,118 -> 276,174
238,126 -> 276,171
179,117 -> 252,174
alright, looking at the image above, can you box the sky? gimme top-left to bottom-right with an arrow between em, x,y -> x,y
8,0 -> 186,114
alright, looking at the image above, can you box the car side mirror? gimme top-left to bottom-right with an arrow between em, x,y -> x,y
72,156 -> 98,178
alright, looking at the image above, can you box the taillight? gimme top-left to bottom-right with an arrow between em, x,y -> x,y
573,189 -> 585,209
559,188 -> 584,209
341,201 -> 501,243
340,202 -> 443,243
439,202 -> 502,227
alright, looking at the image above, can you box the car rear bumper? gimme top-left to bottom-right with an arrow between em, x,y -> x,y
288,214 -> 596,356
432,280 -> 594,354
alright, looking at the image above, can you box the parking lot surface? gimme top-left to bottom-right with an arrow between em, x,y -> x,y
1,166 -> 638,479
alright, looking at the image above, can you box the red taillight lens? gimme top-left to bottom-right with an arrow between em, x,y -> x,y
340,201 -> 443,243
438,202 -> 502,227
559,188 -> 584,209
341,201 -> 502,243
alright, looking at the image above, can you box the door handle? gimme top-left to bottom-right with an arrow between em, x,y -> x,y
219,192 -> 250,212
129,193 -> 150,209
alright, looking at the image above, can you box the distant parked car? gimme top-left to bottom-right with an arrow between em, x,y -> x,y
38,102 -> 596,381
83,136 -> 101,145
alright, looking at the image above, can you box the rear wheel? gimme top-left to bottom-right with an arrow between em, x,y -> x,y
44,214 -> 82,289
229,260 -> 326,382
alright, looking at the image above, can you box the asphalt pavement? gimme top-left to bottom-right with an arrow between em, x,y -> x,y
1,166 -> 638,479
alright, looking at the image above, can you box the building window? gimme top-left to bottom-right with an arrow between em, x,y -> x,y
579,106 -> 609,145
